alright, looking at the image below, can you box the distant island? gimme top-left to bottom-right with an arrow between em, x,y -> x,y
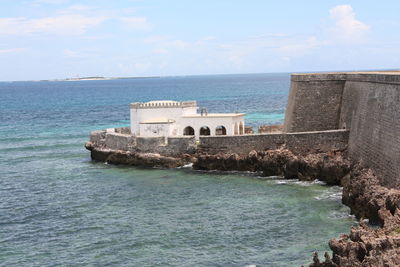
39,76 -> 162,82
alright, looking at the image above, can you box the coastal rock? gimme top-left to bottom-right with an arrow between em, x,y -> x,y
342,166 -> 400,225
325,211 -> 400,266
310,166 -> 400,267
85,141 -> 187,168
260,149 -> 295,176
319,154 -> 351,186
193,148 -> 351,185
85,142 -> 111,162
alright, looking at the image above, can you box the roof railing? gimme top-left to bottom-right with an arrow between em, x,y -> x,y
130,100 -> 197,109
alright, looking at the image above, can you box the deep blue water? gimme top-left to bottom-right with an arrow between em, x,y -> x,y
0,73 -> 354,266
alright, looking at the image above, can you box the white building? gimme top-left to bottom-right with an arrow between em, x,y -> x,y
130,100 -> 245,139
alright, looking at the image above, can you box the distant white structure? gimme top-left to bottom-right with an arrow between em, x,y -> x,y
130,100 -> 245,139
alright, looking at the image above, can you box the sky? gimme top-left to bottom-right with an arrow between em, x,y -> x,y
1,0 -> 400,81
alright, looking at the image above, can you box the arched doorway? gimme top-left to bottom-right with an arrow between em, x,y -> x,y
215,125 -> 226,135
199,126 -> 210,136
183,126 -> 195,135
234,123 -> 239,135
239,122 -> 244,135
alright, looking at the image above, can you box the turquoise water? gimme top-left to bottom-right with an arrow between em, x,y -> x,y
0,74 -> 354,266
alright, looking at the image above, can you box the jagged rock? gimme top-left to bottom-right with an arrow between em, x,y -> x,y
193,148 -> 350,186
319,155 -> 351,185
86,143 -> 187,168
342,166 -> 400,225
311,166 -> 400,267
85,141 -> 111,162
309,252 -> 337,267
283,158 -> 300,179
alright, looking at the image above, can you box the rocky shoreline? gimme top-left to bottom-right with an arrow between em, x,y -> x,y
85,141 -> 400,266
310,165 -> 400,266
85,141 -> 193,168
193,148 -> 350,186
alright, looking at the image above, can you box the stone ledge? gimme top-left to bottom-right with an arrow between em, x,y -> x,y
291,71 -> 400,84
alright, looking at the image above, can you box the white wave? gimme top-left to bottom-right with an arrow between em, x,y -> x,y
328,209 -> 354,220
314,187 -> 343,201
275,180 -> 292,184
177,163 -> 193,169
311,179 -> 327,185
274,179 -> 327,186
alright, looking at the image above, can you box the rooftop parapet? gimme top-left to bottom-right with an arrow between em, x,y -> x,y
130,100 -> 197,109
291,71 -> 400,84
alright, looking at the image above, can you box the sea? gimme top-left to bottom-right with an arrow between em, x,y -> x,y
0,73 -> 355,266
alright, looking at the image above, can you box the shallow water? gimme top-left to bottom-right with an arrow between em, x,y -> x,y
0,74 -> 355,266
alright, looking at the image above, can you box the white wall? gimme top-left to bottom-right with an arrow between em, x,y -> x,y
130,102 -> 244,139
179,116 -> 244,139
130,106 -> 197,136
139,123 -> 171,137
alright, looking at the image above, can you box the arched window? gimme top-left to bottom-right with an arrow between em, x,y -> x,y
215,125 -> 226,135
183,126 -> 195,135
239,122 -> 244,135
199,126 -> 210,136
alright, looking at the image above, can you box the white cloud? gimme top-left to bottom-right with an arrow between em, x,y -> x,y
0,48 -> 27,54
195,36 -> 216,45
118,62 -> 152,75
120,17 -> 151,31
143,35 -> 169,44
63,49 -> 98,58
329,5 -> 370,42
278,36 -> 324,56
153,48 -> 169,54
0,15 -> 107,35
57,4 -> 93,14
34,0 -> 70,4
168,40 -> 188,49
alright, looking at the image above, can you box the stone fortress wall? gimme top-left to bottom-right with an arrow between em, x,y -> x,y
90,128 -> 197,156
284,72 -> 400,188
88,71 -> 400,187
90,127 -> 349,157
198,130 -> 348,155
283,73 -> 347,132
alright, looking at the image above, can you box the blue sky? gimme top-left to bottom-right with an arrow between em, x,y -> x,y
1,0 -> 400,81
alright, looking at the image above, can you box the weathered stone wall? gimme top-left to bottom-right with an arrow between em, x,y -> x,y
136,136 -> 166,151
135,136 -> 196,156
284,73 -> 346,132
198,130 -> 349,155
258,124 -> 283,133
165,137 -> 197,155
89,130 -> 196,156
284,71 -> 400,188
114,127 -> 131,134
90,128 -> 348,157
90,130 -> 106,146
105,133 -> 136,151
342,78 -> 400,188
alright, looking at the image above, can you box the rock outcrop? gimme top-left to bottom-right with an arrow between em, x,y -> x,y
309,166 -> 400,267
85,141 -> 194,168
194,148 -> 351,185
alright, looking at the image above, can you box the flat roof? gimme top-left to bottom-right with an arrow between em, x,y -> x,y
182,113 -> 245,118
